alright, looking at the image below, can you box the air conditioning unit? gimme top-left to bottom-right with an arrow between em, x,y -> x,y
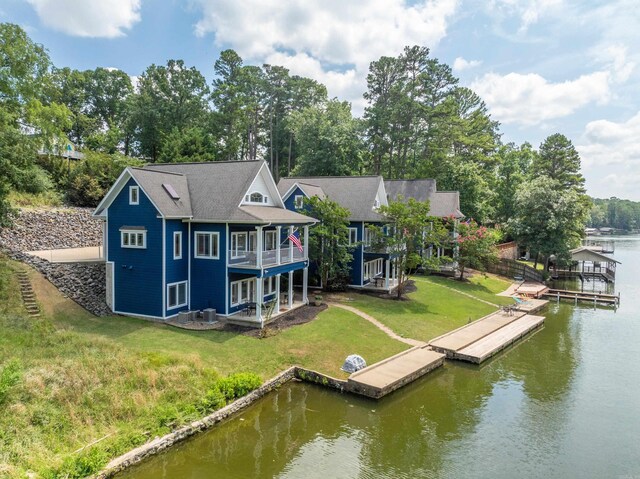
203,308 -> 216,323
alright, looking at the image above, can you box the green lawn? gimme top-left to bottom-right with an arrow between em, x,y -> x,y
0,255 -> 407,479
340,273 -> 512,342
517,259 -> 545,271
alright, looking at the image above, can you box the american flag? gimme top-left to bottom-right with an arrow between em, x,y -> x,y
288,229 -> 303,253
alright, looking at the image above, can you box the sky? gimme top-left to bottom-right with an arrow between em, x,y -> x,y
2,0 -> 639,200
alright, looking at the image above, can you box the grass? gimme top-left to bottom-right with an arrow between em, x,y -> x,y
0,254 -> 407,478
517,259 -> 545,271
338,273 -> 512,342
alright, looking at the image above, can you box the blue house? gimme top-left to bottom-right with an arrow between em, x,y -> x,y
93,161 -> 316,327
277,176 -> 402,292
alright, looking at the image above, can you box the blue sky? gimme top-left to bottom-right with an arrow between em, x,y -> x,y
2,0 -> 639,199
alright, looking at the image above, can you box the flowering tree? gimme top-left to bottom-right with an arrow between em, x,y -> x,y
451,219 -> 499,280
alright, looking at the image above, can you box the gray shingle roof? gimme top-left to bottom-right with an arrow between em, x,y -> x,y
384,179 -> 464,218
141,161 -> 314,224
278,176 -> 386,222
128,168 -> 192,218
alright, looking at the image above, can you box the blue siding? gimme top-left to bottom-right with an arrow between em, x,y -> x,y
165,220 -> 189,316
283,186 -> 307,212
109,178 -> 163,318
189,223 -> 227,313
349,221 -> 364,286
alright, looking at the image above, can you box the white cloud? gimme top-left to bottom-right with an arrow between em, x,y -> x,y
27,0 -> 141,38
578,111 -> 640,199
453,57 -> 482,72
485,0 -> 563,34
192,0 -> 459,113
471,70 -> 610,126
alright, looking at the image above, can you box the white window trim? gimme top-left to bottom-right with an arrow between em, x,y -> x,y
230,278 -> 256,306
129,186 -> 139,205
245,191 -> 268,204
294,195 -> 304,209
348,227 -> 358,245
173,231 -> 182,260
121,230 -> 146,249
167,280 -> 188,310
264,230 -> 277,251
263,276 -> 275,295
194,232 -> 220,259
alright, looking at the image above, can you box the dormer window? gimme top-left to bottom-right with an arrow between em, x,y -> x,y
294,195 -> 304,209
129,186 -> 139,205
245,192 -> 268,204
373,198 -> 380,209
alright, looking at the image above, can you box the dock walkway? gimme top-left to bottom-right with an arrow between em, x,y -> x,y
429,302 -> 548,364
348,346 -> 445,399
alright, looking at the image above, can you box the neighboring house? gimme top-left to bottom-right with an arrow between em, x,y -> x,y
93,161 -> 316,327
278,176 -> 402,292
384,179 -> 464,266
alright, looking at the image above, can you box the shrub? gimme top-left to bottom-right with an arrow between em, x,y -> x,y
199,386 -> 226,413
216,372 -> 262,402
13,165 -> 54,194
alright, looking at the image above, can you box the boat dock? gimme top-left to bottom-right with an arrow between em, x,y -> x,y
543,289 -> 620,306
347,346 -> 445,399
428,305 -> 547,364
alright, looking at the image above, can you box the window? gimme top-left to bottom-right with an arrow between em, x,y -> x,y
195,232 -> 219,259
294,195 -> 304,209
129,186 -> 139,205
348,228 -> 358,245
121,229 -> 146,249
173,232 -> 182,260
231,278 -> 256,306
264,230 -> 277,251
245,192 -> 268,204
373,197 -> 380,209
231,232 -> 247,257
364,228 -> 374,247
167,281 -> 187,309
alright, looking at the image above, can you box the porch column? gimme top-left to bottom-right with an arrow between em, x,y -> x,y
275,274 -> 281,314
256,277 -> 263,325
288,271 -> 293,309
289,225 -> 294,262
276,226 -> 282,264
303,267 -> 309,304
385,259 -> 390,289
303,225 -> 309,259
256,226 -> 263,268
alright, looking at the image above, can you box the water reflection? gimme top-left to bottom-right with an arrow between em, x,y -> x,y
120,238 -> 640,479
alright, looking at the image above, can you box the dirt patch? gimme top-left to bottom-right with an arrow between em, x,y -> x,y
220,304 -> 328,337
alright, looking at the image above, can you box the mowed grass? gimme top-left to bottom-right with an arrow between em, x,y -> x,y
340,273 -> 513,342
0,255 -> 407,478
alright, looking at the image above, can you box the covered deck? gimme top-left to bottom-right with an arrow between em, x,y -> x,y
554,247 -> 621,283
226,291 -> 307,328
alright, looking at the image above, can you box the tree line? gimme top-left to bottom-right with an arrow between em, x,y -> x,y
0,22 -> 592,264
589,198 -> 640,232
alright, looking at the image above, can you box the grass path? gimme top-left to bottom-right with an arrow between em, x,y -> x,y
328,303 -> 425,346
412,277 -> 501,307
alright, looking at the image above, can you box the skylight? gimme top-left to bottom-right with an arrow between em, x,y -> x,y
163,183 -> 180,200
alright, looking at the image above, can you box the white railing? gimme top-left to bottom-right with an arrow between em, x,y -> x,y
228,247 -> 307,268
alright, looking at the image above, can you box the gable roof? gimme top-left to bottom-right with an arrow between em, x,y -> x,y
384,179 -> 464,218
570,247 -> 621,264
95,161 -> 315,224
278,176 -> 387,222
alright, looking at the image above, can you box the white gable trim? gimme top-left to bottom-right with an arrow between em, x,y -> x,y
92,167 -> 165,219
281,182 -> 310,202
239,162 -> 285,209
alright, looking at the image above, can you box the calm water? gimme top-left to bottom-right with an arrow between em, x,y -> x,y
120,237 -> 640,479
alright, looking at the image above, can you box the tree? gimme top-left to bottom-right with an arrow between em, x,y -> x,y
376,198 -> 436,298
289,100 -> 364,176
450,219 -> 499,280
304,196 -> 353,290
533,133 -> 585,192
509,176 -> 589,268
494,142 -> 536,225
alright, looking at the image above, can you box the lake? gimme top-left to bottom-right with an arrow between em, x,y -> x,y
119,236 -> 640,479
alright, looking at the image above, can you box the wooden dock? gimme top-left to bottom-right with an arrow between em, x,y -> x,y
428,306 -> 547,364
543,289 -> 620,306
347,346 -> 445,399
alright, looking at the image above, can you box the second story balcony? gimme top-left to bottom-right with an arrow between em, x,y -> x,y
228,246 -> 307,269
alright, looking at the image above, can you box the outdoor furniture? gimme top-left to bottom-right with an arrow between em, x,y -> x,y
374,277 -> 385,288
243,302 -> 256,316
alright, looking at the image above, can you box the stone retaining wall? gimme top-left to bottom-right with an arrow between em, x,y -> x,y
0,207 -> 102,252
94,367 -> 298,479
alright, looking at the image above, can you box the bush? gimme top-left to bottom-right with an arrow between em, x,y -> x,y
216,372 -> 262,402
13,165 -> 54,194
199,386 -> 226,413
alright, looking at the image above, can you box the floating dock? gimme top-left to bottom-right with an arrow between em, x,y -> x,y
428,305 -> 547,364
543,289 -> 620,306
347,346 -> 445,399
